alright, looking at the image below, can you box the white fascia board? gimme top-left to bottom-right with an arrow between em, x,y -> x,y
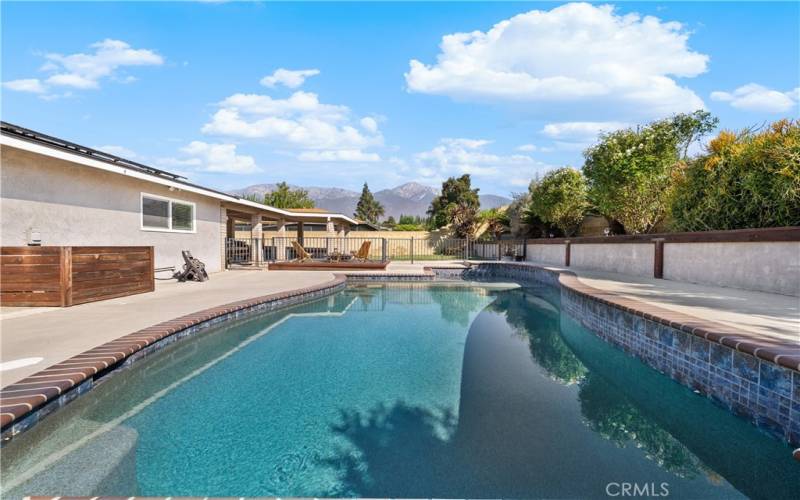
1,135 -> 357,225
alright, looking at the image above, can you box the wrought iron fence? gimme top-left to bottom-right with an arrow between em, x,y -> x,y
469,239 -> 527,261
225,236 -> 528,267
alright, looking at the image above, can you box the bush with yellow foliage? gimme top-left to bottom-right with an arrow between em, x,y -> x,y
669,119 -> 800,231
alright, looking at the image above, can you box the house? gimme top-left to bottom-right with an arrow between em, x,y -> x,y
0,122 -> 358,273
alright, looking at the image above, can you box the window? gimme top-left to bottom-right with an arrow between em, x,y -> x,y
141,194 -> 195,232
142,197 -> 169,229
171,202 -> 193,231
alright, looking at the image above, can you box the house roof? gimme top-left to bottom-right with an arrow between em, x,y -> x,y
0,121 -> 358,225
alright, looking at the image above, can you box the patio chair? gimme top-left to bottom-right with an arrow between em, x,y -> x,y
176,250 -> 209,282
291,240 -> 313,262
351,241 -> 372,261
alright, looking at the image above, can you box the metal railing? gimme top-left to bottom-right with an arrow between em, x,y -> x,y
469,239 -> 527,261
225,236 -> 528,267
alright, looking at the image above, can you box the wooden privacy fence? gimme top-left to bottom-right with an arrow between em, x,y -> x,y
1,246 -> 155,307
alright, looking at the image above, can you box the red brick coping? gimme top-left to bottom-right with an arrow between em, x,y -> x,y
0,275 -> 347,433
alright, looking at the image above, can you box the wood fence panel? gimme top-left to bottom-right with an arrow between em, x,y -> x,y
70,246 -> 154,306
0,247 -> 64,306
0,246 -> 154,307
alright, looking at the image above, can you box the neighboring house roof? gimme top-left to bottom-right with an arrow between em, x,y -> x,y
354,221 -> 382,231
288,208 -> 330,213
0,121 -> 358,225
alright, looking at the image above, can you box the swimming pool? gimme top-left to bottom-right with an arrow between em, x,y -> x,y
1,282 -> 797,498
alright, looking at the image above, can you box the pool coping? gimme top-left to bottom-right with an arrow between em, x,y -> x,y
1,263 -> 797,443
554,269 -> 800,372
460,263 -> 800,371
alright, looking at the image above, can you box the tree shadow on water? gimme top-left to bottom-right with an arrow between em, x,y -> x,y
321,401 -> 466,498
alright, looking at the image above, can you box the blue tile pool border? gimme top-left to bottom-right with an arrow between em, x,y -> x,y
0,275 -> 348,444
445,262 -> 800,447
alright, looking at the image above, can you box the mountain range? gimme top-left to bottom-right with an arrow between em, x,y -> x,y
230,182 -> 511,219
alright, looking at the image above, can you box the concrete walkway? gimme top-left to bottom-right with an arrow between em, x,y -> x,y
0,270 -> 337,386
1,260 -> 797,388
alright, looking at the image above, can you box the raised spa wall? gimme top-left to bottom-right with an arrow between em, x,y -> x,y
449,262 -> 800,447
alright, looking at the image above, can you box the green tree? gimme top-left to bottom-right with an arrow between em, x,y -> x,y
479,208 -> 510,240
354,182 -> 385,224
427,175 -> 480,229
583,111 -> 718,233
398,214 -> 417,225
244,182 -> 315,209
527,167 -> 589,236
393,214 -> 426,231
670,119 -> 800,231
384,216 -> 397,227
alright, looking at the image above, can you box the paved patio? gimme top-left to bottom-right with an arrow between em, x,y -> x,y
553,266 -> 800,344
1,260 -> 797,388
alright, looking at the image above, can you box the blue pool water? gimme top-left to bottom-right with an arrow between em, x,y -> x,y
2,283 -> 797,499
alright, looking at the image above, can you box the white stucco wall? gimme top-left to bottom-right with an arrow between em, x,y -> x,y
525,244 -> 566,266
570,243 -> 655,277
663,242 -> 800,296
1,146 -> 223,272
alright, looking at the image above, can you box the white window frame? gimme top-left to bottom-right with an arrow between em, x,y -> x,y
140,192 -> 197,233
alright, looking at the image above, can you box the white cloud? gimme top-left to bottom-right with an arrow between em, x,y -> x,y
95,145 -> 137,158
711,84 -> 799,113
3,39 -> 163,95
161,141 -> 259,174
405,2 -> 707,118
260,68 -> 320,89
297,149 -> 381,162
541,121 -> 629,142
2,79 -> 46,93
516,144 -> 537,152
414,138 -> 549,184
360,116 -> 379,134
202,86 -> 383,161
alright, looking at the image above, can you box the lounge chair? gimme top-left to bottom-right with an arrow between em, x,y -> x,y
176,250 -> 209,282
291,240 -> 313,262
351,241 -> 371,261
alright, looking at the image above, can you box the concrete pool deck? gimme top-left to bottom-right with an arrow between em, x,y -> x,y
1,260 -> 797,389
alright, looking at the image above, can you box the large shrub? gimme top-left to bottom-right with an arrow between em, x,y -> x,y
527,167 -> 589,236
670,119 -> 800,231
583,111 -> 717,234
479,208 -> 510,240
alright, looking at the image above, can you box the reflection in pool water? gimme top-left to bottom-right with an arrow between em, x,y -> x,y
1,283 -> 797,499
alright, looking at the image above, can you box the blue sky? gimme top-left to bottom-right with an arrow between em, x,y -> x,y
3,1 -> 799,197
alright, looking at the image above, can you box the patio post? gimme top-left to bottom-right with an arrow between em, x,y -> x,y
276,218 -> 287,261
297,222 -> 305,247
326,217 -> 336,256
251,214 -> 262,265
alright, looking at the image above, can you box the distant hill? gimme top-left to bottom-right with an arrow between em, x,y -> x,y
230,182 -> 511,219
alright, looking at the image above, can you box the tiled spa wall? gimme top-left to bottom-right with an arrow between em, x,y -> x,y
462,262 -> 800,446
